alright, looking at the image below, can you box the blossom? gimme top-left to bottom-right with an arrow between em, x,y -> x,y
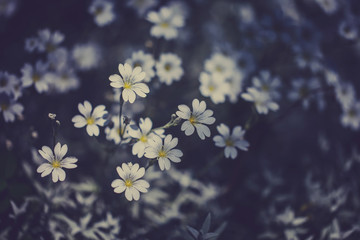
199,72 -> 230,104
335,82 -> 356,109
111,163 -> 150,201
128,117 -> 165,158
36,29 -> 64,53
156,53 -> 184,85
109,63 -> 149,103
125,50 -> 155,82
251,70 -> 281,100
88,0 -> 115,27
145,134 -> 183,171
36,143 -> 78,183
127,0 -> 157,16
105,115 -> 133,144
341,101 -> 360,130
71,43 -> 101,70
147,6 -> 184,40
204,53 -> 236,79
46,68 -> 80,94
21,61 -> 50,93
213,124 -> 249,159
0,71 -> 17,96
288,78 -> 321,109
0,98 -> 24,122
338,21 -> 358,40
176,98 -> 216,140
241,87 -> 279,114
72,100 -> 108,136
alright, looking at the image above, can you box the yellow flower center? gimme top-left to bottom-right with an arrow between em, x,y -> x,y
161,22 -> 169,28
94,6 -> 103,16
117,128 -> 124,136
164,63 -> 172,71
140,135 -> 148,143
348,109 -> 356,117
46,43 -> 56,52
52,160 -> 61,168
87,117 -> 95,125
124,82 -> 131,89
262,84 -> 270,91
32,74 -> 40,83
208,85 -> 215,92
125,179 -> 133,187
189,116 -> 196,124
225,139 -> 234,147
1,104 -> 8,110
158,150 -> 167,158
215,65 -> 223,72
133,62 -> 142,68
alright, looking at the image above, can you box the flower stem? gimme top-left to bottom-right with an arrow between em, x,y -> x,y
118,89 -> 125,141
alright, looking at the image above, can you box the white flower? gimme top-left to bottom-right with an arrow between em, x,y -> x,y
156,53 -> 183,85
45,68 -> 80,94
176,98 -> 216,140
21,61 -> 50,93
109,63 -> 149,103
213,124 -> 249,159
89,0 -> 115,27
204,53 -> 236,79
288,78 -> 321,109
241,87 -> 279,114
338,21 -> 358,40
72,100 -> 108,136
0,71 -> 17,96
252,70 -> 281,100
36,29 -> 64,53
127,0 -> 157,16
125,50 -> 155,82
145,134 -> 183,171
0,99 -> 24,122
111,163 -> 150,201
199,72 -> 230,104
0,0 -> 17,17
25,37 -> 39,52
276,207 -> 307,227
335,82 -> 356,109
128,117 -> 165,158
341,101 -> 360,130
36,143 -> 78,183
105,115 -> 133,144
147,6 -> 184,40
72,43 -> 101,70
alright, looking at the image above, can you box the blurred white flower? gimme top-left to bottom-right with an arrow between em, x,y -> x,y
176,98 -> 216,140
127,0 -> 157,16
288,78 -> 321,109
252,70 -> 281,100
36,29 -> 64,53
89,0 -> 115,27
21,61 -> 50,93
315,0 -> 338,15
9,200 -> 28,219
72,100 -> 108,136
341,101 -> 360,130
156,53 -> 183,85
105,115 -> 133,144
0,99 -> 24,122
242,87 -> 279,114
147,6 -> 184,40
36,143 -> 78,183
109,63 -> 149,103
46,68 -> 80,94
213,124 -> 249,159
72,43 -> 101,70
145,134 -> 183,171
126,50 -> 155,82
0,0 -> 17,17
24,37 -> 39,52
335,82 -> 355,109
111,163 -> 150,201
128,117 -> 164,158
199,72 -> 230,104
204,53 -> 236,79
0,71 -> 17,96
338,21 -> 358,40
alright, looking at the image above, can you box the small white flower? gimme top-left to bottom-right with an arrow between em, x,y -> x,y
72,43 -> 101,70
252,70 -> 281,100
21,61 -> 50,93
89,0 -> 115,27
0,99 -> 24,122
213,124 -> 249,159
176,98 -> 216,140
127,0 -> 157,16
338,21 -> 358,40
0,71 -> 17,96
335,82 -> 356,109
72,100 -> 108,136
128,117 -> 165,158
105,115 -> 133,144
147,6 -> 184,40
199,72 -> 230,104
36,143 -> 78,183
204,53 -> 236,79
111,163 -> 150,201
241,87 -> 279,114
36,29 -> 64,53
288,78 -> 321,109
46,68 -> 80,94
341,101 -> 360,130
145,134 -> 183,171
109,63 -> 149,103
156,53 -> 183,85
126,50 -> 155,82
25,37 -> 39,52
